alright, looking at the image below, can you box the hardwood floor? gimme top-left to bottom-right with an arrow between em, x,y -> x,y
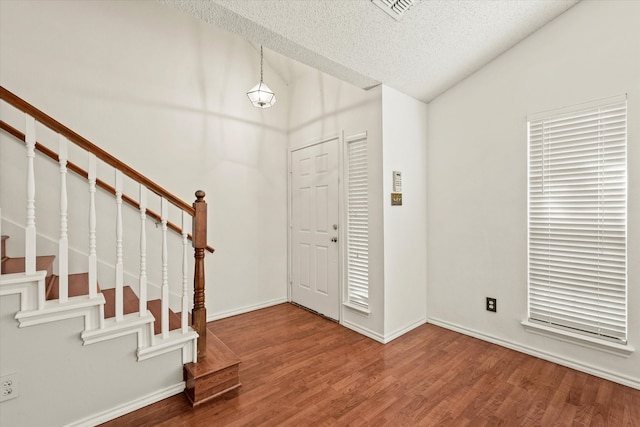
101,303 -> 640,426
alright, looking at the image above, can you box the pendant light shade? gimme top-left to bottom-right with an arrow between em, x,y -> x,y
247,46 -> 276,108
247,81 -> 276,108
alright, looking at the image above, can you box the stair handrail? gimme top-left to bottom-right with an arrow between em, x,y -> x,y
0,85 -> 211,360
0,87 -> 196,214
0,120 -> 214,253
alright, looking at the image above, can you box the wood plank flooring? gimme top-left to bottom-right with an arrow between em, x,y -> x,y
101,303 -> 640,426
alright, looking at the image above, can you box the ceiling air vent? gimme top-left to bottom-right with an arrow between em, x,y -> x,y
371,0 -> 418,21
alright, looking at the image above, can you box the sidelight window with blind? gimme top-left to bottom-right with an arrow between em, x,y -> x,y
345,133 -> 369,311
527,95 -> 627,344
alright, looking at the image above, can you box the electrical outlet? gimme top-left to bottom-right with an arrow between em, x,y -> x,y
486,297 -> 497,313
1,373 -> 19,403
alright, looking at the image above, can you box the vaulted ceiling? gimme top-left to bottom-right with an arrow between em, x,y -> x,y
164,0 -> 579,102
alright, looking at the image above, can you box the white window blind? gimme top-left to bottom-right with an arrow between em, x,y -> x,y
346,133 -> 369,309
528,95 -> 627,343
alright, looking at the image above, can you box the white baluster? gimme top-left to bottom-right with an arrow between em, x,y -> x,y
139,185 -> 148,317
161,197 -> 169,338
88,154 -> 97,299
25,115 -> 36,275
115,170 -> 124,321
181,211 -> 189,334
58,135 -> 69,303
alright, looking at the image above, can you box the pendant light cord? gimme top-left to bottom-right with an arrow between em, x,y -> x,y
246,44 -> 276,108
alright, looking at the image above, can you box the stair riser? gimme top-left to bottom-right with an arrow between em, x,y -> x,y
1,236 -> 7,260
184,365 -> 240,406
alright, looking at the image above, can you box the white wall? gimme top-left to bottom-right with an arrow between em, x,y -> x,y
0,292 -> 184,427
427,0 -> 640,388
287,69 -> 429,344
0,0 -> 290,319
288,65 -> 386,340
381,86 -> 428,340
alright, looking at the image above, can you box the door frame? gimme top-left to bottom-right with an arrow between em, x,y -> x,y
288,134 -> 344,322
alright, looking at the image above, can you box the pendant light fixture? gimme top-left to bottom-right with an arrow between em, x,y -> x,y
247,45 -> 276,108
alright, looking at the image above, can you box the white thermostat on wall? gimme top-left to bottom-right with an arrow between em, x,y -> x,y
393,170 -> 402,193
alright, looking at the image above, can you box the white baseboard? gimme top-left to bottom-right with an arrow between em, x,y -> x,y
341,319 -> 385,343
207,297 -> 288,322
383,317 -> 427,343
342,317 -> 427,344
64,382 -> 185,427
427,317 -> 640,390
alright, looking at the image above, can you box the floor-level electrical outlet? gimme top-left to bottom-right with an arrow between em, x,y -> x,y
486,297 -> 497,313
1,373 -> 19,403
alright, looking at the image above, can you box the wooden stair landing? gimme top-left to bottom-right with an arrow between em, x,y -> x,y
183,329 -> 241,406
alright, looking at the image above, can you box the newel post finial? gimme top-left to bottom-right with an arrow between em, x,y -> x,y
192,189 -> 207,360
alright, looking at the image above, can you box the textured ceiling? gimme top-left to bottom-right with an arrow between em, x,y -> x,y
163,0 -> 579,102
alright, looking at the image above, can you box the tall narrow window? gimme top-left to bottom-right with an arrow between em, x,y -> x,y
345,133 -> 369,310
528,95 -> 627,343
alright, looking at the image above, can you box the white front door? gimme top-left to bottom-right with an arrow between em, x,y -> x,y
290,137 -> 340,320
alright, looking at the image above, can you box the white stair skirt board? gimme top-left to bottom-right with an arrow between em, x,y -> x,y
81,312 -> 155,346
0,271 -> 47,311
15,295 -> 105,330
1,265 -> 197,365
1,265 -> 105,332
137,330 -> 198,363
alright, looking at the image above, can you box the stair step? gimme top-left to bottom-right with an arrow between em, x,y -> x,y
147,299 -> 181,335
183,329 -> 241,406
175,312 -> 192,326
102,286 -> 181,335
46,273 -> 95,300
1,255 -> 56,277
102,286 -> 139,318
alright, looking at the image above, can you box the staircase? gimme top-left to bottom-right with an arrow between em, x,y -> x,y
2,232 -> 242,406
0,86 -> 240,424
1,234 -> 182,334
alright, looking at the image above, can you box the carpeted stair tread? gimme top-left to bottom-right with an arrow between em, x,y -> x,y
1,255 -> 56,276
147,299 -> 181,335
46,273 -> 96,300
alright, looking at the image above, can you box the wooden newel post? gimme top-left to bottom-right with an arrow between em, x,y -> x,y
192,190 -> 207,360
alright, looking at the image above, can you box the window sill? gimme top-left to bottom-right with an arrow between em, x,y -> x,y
343,302 -> 370,315
521,320 -> 634,357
